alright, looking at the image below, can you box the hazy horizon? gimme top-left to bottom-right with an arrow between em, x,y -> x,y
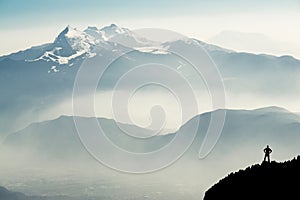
1,0 -> 300,58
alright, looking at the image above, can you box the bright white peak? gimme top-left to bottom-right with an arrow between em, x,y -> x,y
64,25 -> 82,38
63,25 -> 96,52
99,23 -> 131,40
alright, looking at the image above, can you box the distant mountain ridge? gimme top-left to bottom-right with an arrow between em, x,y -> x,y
204,156 -> 300,200
2,106 -> 300,165
1,106 -> 300,199
0,186 -> 28,200
0,185 -> 95,200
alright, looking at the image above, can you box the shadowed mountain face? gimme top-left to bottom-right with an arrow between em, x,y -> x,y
204,156 -> 300,200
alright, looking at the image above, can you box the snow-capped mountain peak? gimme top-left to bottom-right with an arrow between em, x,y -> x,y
55,25 -> 97,52
84,26 -> 104,40
2,24 -> 238,71
64,25 -> 86,40
99,23 -> 130,40
26,26 -> 100,67
97,23 -> 156,48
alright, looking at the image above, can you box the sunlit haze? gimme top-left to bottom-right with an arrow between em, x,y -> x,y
1,0 -> 300,58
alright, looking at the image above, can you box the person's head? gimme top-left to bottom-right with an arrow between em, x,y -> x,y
267,145 -> 269,148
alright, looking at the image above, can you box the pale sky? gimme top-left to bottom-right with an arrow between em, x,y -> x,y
0,0 -> 300,58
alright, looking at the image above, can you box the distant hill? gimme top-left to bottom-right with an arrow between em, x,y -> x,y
0,186 -> 97,200
2,106 -> 300,166
2,116 -> 170,163
204,156 -> 300,200
0,186 -> 28,200
1,106 -> 300,200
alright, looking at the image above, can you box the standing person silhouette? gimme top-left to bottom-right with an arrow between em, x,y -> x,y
263,145 -> 272,162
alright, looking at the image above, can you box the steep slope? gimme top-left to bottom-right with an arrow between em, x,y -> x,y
204,156 -> 300,200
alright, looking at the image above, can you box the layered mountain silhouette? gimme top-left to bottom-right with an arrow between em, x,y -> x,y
1,106 -> 300,199
2,116 -> 173,162
1,24 -> 300,138
1,25 -> 300,198
2,106 -> 300,166
204,156 -> 300,200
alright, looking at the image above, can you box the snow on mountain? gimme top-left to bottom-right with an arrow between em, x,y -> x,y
1,23 -> 300,141
83,26 -> 105,40
98,24 -> 157,48
100,23 -> 128,40
162,38 -> 234,53
0,24 -> 233,66
27,25 -> 99,66
82,24 -> 156,48
25,24 -> 141,68
135,46 -> 170,54
26,46 -> 86,65
62,25 -> 96,52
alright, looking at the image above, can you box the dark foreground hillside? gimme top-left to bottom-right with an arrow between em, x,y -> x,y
204,156 -> 300,200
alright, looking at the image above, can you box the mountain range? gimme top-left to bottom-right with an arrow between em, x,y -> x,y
1,24 -> 300,140
1,106 -> 300,199
2,106 -> 300,167
1,22 -> 300,200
